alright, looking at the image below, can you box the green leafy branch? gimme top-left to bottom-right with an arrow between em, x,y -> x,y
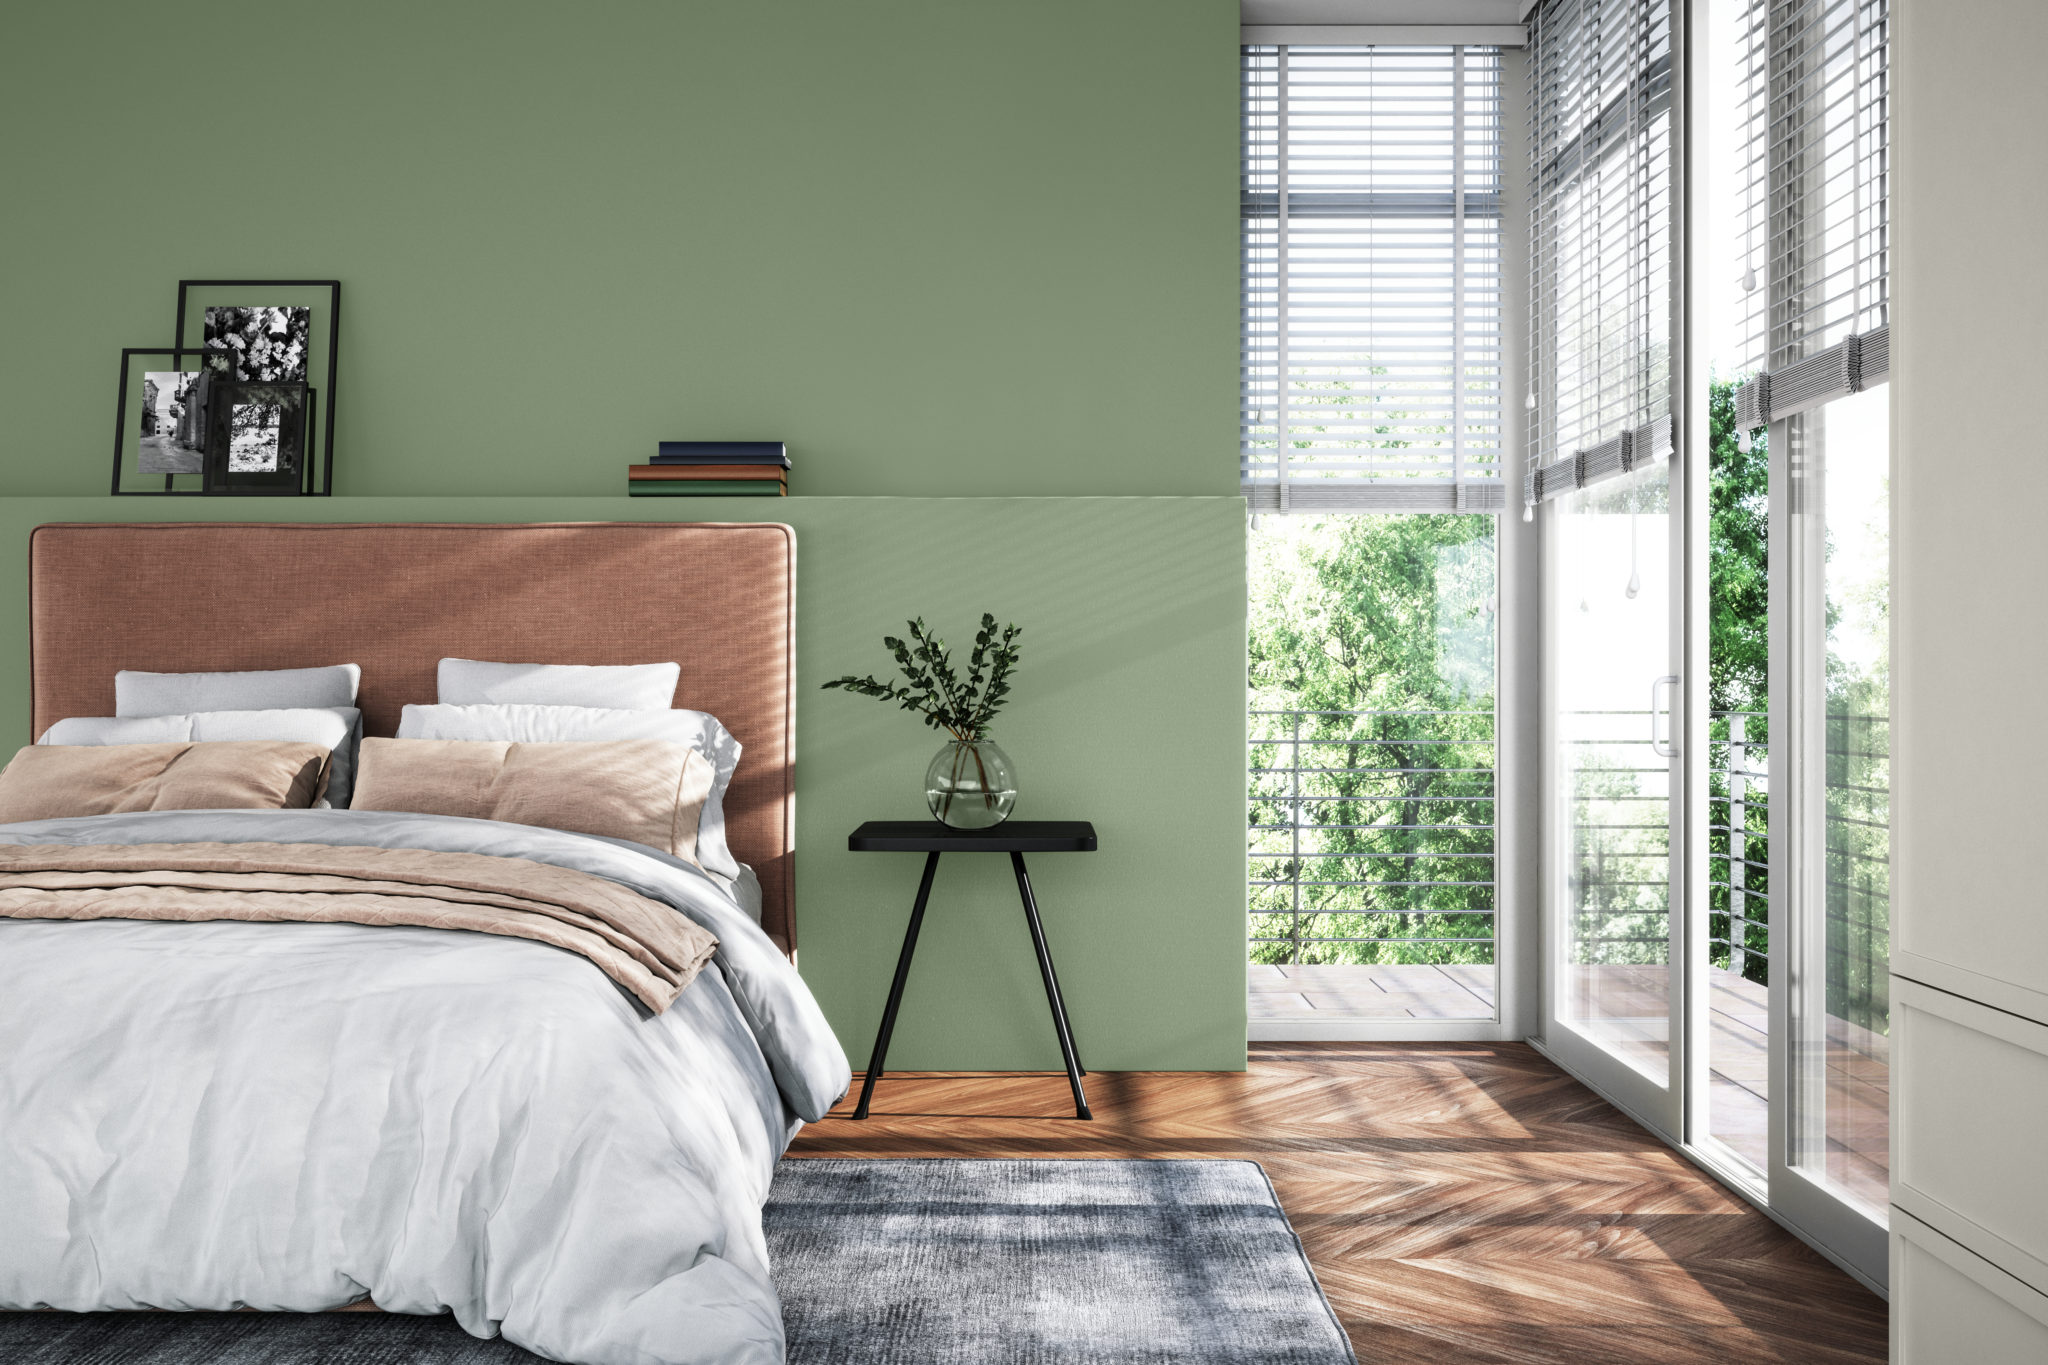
822,613 -> 1023,742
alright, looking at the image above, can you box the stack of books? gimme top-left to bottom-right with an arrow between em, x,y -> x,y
629,441 -> 789,496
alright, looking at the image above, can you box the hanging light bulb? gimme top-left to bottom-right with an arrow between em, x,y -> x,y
1743,262 -> 1758,293
1522,503 -> 1534,523
1524,391 -> 1537,411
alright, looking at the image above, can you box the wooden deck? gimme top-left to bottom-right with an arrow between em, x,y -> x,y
1704,965 -> 1770,1174
1252,962 -> 1889,1209
1701,966 -> 1890,1210
1250,962 -> 1498,1019
797,1042 -> 1888,1364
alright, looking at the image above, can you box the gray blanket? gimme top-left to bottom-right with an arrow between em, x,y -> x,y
0,808 -> 853,1365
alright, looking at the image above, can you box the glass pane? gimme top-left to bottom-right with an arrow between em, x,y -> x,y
1248,514 -> 1497,1023
1706,382 -> 1771,1174
1554,465 -> 1673,1080
1790,388 -> 1891,1214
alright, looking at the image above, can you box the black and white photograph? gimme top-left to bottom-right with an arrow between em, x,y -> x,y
228,401 -> 282,472
203,379 -> 305,492
203,305 -> 310,382
137,369 -> 212,473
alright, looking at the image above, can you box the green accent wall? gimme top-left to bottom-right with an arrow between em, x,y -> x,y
0,2 -> 1249,1070
0,0 -> 1239,498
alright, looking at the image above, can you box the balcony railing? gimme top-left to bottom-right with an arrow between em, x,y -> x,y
1246,702 -> 1883,1022
1706,708 -> 1888,1034
1248,707 -> 1495,966
1564,710 -> 1673,965
1709,710 -> 1769,984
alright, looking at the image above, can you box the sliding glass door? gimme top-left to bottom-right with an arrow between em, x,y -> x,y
1529,0 -> 1686,1139
1705,0 -> 1891,1286
1524,0 -> 1891,1290
1545,460 -> 1686,1136
1767,387 -> 1891,1275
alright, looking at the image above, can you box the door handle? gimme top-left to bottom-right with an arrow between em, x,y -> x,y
1651,675 -> 1680,758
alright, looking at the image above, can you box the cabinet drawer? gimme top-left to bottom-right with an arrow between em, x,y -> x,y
1894,977 -> 2048,1290
1895,1211 -> 2048,1365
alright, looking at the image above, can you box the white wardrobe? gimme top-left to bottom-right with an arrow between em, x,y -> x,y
1891,0 -> 2048,1357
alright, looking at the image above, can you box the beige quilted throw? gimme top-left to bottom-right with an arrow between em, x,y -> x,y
0,840 -> 718,1013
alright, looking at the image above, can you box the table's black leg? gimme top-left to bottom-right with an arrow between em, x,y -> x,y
852,850 -> 941,1120
1010,851 -> 1091,1120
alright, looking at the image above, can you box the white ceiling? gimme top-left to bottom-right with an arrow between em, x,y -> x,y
1241,0 -> 1528,22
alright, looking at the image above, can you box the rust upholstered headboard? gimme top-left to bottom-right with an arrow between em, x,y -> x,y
28,522 -> 798,953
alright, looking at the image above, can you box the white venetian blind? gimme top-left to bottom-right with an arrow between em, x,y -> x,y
1525,0 -> 1675,508
1731,0 -> 1888,430
1241,45 -> 1505,512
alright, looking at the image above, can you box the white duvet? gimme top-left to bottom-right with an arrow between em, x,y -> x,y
0,809 -> 852,1365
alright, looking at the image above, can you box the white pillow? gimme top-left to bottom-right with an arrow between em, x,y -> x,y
435,659 -> 679,711
116,664 -> 360,717
398,703 -> 742,877
38,715 -> 190,746
42,708 -> 364,809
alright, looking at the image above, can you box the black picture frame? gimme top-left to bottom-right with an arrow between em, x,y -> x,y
203,379 -> 310,496
109,346 -> 237,496
175,279 -> 339,496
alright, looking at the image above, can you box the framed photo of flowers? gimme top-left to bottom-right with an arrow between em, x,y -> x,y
176,279 -> 337,494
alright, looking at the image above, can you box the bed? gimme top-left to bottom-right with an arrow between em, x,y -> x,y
0,523 -> 852,1365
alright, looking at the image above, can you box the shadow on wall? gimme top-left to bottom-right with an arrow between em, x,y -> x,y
798,498 -> 1245,778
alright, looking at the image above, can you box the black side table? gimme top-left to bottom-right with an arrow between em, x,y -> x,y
846,820 -> 1097,1120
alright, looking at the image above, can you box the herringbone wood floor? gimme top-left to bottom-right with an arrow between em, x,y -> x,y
790,1042 -> 1888,1365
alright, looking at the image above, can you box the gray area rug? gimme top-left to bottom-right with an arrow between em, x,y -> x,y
0,1158 -> 1354,1365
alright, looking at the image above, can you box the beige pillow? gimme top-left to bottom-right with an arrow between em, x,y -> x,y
0,741 -> 331,822
351,738 -> 716,862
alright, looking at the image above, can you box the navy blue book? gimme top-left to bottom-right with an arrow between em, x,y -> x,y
654,441 -> 789,467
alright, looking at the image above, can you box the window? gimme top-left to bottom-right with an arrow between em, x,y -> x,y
1241,45 -> 1504,512
1248,513 -> 1498,1024
1240,44 -> 1506,1034
1734,0 -> 1888,375
1526,0 -> 1675,509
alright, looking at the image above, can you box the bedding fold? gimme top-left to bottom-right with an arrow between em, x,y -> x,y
0,841 -> 719,1013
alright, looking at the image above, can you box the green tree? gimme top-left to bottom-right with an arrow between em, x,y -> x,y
1247,513 -> 1497,967
1707,377 -> 1770,983
1708,379 -> 1769,714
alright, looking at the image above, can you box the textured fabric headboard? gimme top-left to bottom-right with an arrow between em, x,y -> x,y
28,522 -> 798,953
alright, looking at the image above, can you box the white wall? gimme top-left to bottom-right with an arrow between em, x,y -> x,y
1892,0 -> 2048,1354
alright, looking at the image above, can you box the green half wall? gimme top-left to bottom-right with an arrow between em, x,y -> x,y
0,497 -> 1249,1071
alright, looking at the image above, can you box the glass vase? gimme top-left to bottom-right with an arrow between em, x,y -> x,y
925,738 -> 1017,829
